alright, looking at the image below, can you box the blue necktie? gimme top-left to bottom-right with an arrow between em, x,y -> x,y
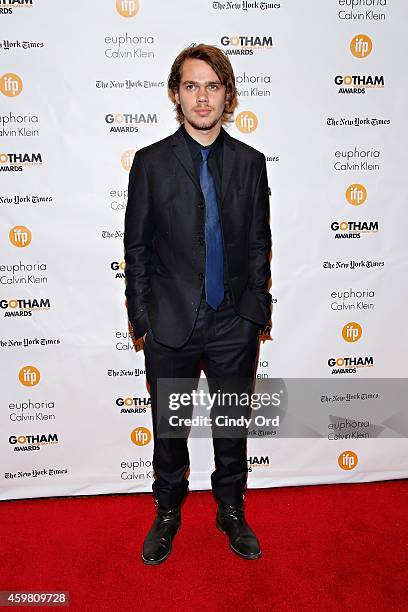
199,148 -> 224,310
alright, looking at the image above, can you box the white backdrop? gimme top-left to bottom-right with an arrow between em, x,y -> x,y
1,0 -> 408,501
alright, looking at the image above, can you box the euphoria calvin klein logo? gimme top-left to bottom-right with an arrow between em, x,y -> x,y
131,426 -> 151,446
342,322 -> 362,343
9,226 -> 31,247
338,451 -> 358,470
235,111 -> 258,133
350,35 -> 372,58
19,365 -> 40,386
0,73 -> 23,97
116,0 -> 139,17
121,149 -> 135,171
346,184 -> 367,206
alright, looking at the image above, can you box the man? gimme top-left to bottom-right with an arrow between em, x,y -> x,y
124,43 -> 272,564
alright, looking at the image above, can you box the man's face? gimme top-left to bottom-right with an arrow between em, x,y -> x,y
174,58 -> 228,131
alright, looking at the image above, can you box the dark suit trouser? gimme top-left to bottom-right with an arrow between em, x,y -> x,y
143,289 -> 260,510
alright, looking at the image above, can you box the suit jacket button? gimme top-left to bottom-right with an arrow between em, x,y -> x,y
198,272 -> 204,280
198,202 -> 205,209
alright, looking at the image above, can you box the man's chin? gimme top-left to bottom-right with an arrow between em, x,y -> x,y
187,116 -> 221,131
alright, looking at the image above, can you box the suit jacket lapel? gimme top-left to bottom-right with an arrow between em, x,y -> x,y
170,127 -> 201,194
221,129 -> 236,205
170,125 -> 237,203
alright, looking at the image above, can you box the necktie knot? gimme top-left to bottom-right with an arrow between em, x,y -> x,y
200,148 -> 211,162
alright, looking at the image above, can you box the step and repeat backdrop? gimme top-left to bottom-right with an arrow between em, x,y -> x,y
1,0 -> 408,501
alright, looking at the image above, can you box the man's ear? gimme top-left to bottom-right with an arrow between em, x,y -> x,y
174,90 -> 180,104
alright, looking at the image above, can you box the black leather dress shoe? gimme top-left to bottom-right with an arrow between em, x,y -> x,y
142,506 -> 181,565
216,503 -> 262,560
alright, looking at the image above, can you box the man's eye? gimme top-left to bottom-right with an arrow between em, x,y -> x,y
186,84 -> 196,90
208,84 -> 219,90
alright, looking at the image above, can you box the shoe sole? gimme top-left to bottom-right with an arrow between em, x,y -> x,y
141,525 -> 180,565
216,522 -> 262,560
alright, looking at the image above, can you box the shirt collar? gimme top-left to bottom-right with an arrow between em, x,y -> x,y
181,123 -> 224,159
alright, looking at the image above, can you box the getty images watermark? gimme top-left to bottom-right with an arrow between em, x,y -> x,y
155,377 -> 284,439
168,387 -> 281,430
153,378 -> 408,440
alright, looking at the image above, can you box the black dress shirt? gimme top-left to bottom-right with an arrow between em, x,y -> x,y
181,124 -> 230,292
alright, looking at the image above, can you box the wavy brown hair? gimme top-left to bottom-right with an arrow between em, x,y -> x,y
168,43 -> 238,125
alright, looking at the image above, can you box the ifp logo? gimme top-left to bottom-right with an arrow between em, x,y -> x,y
131,426 -> 151,446
9,226 -> 31,247
121,149 -> 136,171
116,0 -> 139,18
346,184 -> 367,206
0,73 -> 23,97
235,111 -> 258,134
342,322 -> 362,343
338,451 -> 358,470
350,35 -> 372,59
19,365 -> 40,387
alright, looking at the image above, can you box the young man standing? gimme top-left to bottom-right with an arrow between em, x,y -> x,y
124,44 -> 272,564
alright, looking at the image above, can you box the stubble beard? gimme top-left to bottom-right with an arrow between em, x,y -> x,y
185,107 -> 225,131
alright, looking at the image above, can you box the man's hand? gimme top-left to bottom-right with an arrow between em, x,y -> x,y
259,325 -> 272,343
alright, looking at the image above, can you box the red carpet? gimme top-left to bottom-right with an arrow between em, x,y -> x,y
0,481 -> 407,611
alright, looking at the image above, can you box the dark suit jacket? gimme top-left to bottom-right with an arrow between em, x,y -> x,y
124,125 -> 272,348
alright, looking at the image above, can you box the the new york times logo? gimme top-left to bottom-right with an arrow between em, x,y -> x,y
213,2 -> 281,11
0,39 -> 43,50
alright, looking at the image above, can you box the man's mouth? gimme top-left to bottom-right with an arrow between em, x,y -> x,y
195,108 -> 212,116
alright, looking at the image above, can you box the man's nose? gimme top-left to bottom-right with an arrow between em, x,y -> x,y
197,86 -> 209,101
